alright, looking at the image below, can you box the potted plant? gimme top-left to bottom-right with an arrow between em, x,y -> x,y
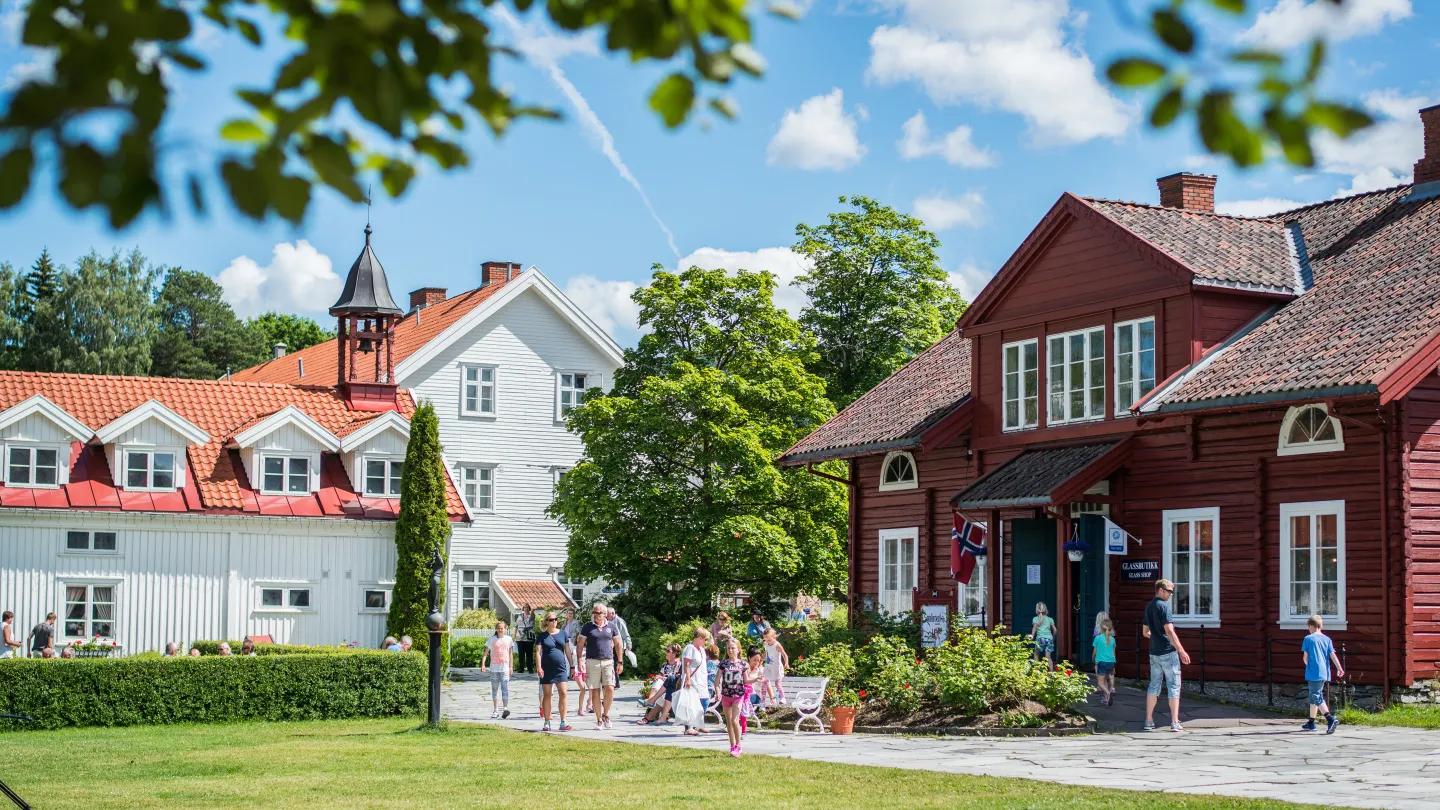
1062,536 -> 1089,562
828,686 -> 861,735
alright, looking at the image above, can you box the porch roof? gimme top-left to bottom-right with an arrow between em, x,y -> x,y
951,439 -> 1131,510
493,579 -> 574,612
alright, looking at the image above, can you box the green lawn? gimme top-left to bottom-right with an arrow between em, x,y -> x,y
2,719 -> 1348,809
1339,703 -> 1440,729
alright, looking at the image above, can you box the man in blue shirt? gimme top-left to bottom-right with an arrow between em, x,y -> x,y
1302,615 -> 1345,734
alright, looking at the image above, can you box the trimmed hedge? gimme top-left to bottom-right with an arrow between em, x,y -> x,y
192,641 -> 359,656
0,651 -> 425,730
450,636 -> 487,668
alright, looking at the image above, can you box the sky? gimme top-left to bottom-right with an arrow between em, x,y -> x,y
0,0 -> 1433,347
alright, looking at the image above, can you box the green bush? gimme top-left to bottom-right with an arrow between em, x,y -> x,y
452,609 -> 499,630
192,641 -> 358,656
792,642 -> 856,687
779,614 -> 864,661
450,636 -> 488,668
0,651 -> 425,730
855,636 -> 928,714
1028,661 -> 1093,712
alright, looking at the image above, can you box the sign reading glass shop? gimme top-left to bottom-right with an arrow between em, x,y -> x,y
1121,560 -> 1159,582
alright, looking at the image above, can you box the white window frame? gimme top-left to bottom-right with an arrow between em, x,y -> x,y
258,453 -> 317,496
1161,507 -> 1221,627
59,578 -> 120,640
121,447 -> 182,491
4,442 -> 65,488
255,582 -> 316,613
1046,325 -> 1106,425
1001,339 -> 1039,432
555,572 -> 586,605
362,455 -> 404,498
878,451 -> 919,492
1114,317 -> 1157,416
1279,500 -> 1346,630
62,530 -> 119,556
1277,404 -> 1346,457
460,464 -> 495,512
878,527 -> 919,616
958,555 -> 988,626
460,364 -> 497,417
360,582 -> 394,614
556,371 -> 591,420
456,568 -> 492,612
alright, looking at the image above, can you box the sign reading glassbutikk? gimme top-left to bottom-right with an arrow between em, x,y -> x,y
1120,560 -> 1159,582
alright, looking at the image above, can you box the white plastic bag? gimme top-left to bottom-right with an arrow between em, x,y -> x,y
673,686 -> 703,727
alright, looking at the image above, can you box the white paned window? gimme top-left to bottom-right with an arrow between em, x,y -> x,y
7,445 -> 60,487
1002,339 -> 1039,431
1281,500 -> 1346,627
1162,508 -> 1219,624
557,372 -> 589,418
65,530 -> 118,554
362,586 -> 393,612
878,451 -> 918,491
458,569 -> 491,610
461,365 -> 496,416
1114,317 -> 1157,415
125,450 -> 177,490
1047,326 -> 1105,424
461,465 -> 494,511
959,556 -> 988,625
63,583 -> 115,638
364,457 -> 403,497
1277,405 -> 1345,456
260,455 -> 311,495
878,528 -> 918,616
556,572 -> 586,604
258,585 -> 313,612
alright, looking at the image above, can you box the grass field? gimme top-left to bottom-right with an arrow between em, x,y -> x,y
1,719 -> 1350,809
1339,703 -> 1440,729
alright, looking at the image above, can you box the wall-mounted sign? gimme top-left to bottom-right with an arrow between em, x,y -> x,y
1105,519 -> 1128,555
921,604 -> 949,648
1121,560 -> 1160,582
1026,564 -> 1042,585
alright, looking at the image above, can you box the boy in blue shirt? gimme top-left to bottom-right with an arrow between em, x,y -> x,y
1301,615 -> 1345,734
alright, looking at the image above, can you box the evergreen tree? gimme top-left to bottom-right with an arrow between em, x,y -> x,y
0,263 -> 24,368
151,268 -> 268,379
25,249 -> 59,303
18,250 -> 158,375
387,402 -> 451,665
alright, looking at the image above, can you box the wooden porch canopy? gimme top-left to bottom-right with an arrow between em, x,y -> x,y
950,439 -> 1133,510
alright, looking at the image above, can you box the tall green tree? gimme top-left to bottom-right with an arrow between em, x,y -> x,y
248,312 -> 334,356
0,264 -> 24,368
17,248 -> 67,372
388,402 -> 451,663
793,195 -> 966,410
551,266 -> 847,620
15,250 -> 159,376
25,249 -> 60,302
150,268 -> 268,379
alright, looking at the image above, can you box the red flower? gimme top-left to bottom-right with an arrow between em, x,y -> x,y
857,690 -> 866,697
1064,669 -> 1073,675
915,658 -> 922,664
903,683 -> 911,689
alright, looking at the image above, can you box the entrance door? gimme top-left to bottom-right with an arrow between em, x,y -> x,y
1073,514 -> 1109,667
1009,518 -> 1056,638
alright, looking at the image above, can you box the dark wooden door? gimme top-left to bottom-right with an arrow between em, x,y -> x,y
1010,518 -> 1057,638
1074,514 -> 1109,666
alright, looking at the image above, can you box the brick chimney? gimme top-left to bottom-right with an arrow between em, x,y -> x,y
408,287 -> 447,311
481,261 -> 522,287
1414,104 -> 1440,186
1157,172 -> 1217,212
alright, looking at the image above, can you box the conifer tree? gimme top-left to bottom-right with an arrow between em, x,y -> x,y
386,402 -> 451,666
25,249 -> 59,303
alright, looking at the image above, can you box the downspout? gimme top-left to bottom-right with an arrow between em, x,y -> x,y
1380,406 -> 1392,705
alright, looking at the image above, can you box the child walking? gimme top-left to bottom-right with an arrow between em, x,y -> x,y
716,638 -> 748,757
1302,615 -> 1345,734
480,620 -> 514,719
1093,618 -> 1117,706
1031,602 -> 1056,667
741,645 -> 768,734
761,627 -> 788,705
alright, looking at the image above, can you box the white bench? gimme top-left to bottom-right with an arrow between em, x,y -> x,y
784,676 -> 829,733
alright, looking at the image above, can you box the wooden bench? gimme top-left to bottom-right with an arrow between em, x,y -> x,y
783,676 -> 829,733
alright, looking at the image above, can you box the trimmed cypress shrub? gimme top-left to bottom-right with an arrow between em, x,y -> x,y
0,651 -> 424,730
388,401 -> 450,670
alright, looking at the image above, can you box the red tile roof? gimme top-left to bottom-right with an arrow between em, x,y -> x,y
495,579 -> 574,610
0,371 -> 466,520
778,330 -> 971,464
231,279 -> 515,385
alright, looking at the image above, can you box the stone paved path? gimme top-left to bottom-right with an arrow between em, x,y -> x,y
444,670 -> 1440,809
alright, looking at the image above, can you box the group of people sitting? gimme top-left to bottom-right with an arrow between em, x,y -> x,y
381,636 -> 414,652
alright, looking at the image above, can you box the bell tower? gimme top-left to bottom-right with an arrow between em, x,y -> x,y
330,224 -> 404,411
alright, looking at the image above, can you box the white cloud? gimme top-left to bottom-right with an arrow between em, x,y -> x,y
947,261 -> 993,302
218,241 -> 342,320
913,190 -> 986,231
1215,198 -> 1307,218
766,89 -> 867,171
678,247 -> 815,316
564,275 -> 642,338
897,112 -> 996,167
1314,89 -> 1434,195
867,0 -> 1130,144
1241,0 -> 1411,50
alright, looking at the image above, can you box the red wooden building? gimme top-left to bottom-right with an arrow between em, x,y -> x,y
780,105 -> 1440,702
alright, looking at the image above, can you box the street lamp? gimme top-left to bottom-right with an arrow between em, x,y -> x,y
426,546 -> 447,727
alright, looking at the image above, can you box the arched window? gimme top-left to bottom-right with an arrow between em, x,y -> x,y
1277,404 -> 1345,456
879,451 -> 918,491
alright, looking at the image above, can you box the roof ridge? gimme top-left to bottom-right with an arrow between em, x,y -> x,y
0,368 -> 339,395
1266,182 -> 1413,219
1081,196 -> 1285,222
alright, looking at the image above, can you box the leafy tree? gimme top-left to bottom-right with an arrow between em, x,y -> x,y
1107,0 -> 1373,168
388,402 -> 451,665
15,250 -> 160,376
551,266 -> 848,621
793,196 -> 966,410
0,0 -> 776,228
248,312 -> 334,356
151,269 -> 269,379
0,264 -> 25,368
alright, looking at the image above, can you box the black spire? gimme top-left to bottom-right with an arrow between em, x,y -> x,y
330,225 -> 403,316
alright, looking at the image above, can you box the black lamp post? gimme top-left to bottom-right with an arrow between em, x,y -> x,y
426,547 -> 446,727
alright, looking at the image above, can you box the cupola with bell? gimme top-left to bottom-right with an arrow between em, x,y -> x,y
330,223 -> 404,411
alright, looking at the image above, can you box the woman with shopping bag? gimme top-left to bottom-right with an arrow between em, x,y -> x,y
677,627 -> 712,735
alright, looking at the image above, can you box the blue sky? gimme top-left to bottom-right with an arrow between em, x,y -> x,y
0,0 -> 1433,346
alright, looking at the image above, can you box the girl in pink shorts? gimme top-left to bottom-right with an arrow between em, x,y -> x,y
715,638 -> 747,756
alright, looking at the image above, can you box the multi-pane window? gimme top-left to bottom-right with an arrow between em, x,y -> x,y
7,446 -> 59,486
1281,501 -> 1345,624
1278,405 -> 1344,456
63,584 -> 115,638
1047,326 -> 1105,424
879,528 -> 918,616
959,557 -> 988,625
557,373 -> 589,418
557,572 -> 586,604
261,456 -> 310,495
461,466 -> 494,511
1115,318 -> 1157,414
458,569 -> 491,610
1001,339 -> 1039,431
65,531 -> 117,553
879,452 -> 917,491
461,365 -> 496,416
259,586 -> 312,610
364,458 -> 403,497
125,450 -> 176,490
1163,508 -> 1219,622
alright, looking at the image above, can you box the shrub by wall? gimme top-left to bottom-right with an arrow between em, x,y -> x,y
192,641 -> 359,656
450,636 -> 487,668
0,651 -> 425,730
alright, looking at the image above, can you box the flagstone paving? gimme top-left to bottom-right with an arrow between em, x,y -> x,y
444,671 -> 1440,809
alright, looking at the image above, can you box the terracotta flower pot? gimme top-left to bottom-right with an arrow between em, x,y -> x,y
830,706 -> 856,735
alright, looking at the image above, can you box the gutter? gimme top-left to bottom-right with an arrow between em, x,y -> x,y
1152,384 -> 1378,414
777,436 -> 921,467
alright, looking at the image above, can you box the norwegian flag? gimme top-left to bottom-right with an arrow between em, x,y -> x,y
951,513 -> 987,584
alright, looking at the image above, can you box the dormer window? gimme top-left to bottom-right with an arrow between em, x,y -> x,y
364,457 -> 404,497
261,455 -> 312,495
1278,404 -> 1345,457
7,445 -> 60,487
879,451 -> 918,491
126,450 -> 177,490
